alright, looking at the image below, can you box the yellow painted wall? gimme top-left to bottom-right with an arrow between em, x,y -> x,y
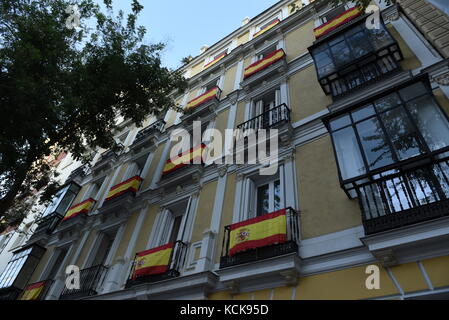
434,88 -> 449,117
295,263 -> 398,300
141,143 -> 165,190
296,135 -> 362,239
222,64 -> 237,97
389,262 -> 429,293
421,255 -> 449,289
214,173 -> 237,264
237,32 -> 249,47
215,109 -> 230,133
284,20 -> 315,62
113,212 -> 139,260
388,25 -> 422,70
190,61 -> 204,78
191,180 -> 218,243
288,64 -> 332,122
243,56 -> 253,69
234,101 -> 246,129
132,204 -> 160,253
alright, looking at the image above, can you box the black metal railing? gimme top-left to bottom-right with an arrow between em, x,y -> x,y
125,241 -> 187,288
357,157 -> 449,234
59,265 -> 108,300
33,213 -> 64,235
237,103 -> 290,132
220,207 -> 300,269
0,286 -> 22,301
133,119 -> 166,143
325,52 -> 401,98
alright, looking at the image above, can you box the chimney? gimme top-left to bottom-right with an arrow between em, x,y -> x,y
200,45 -> 209,54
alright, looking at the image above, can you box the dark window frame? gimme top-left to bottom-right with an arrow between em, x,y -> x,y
324,75 -> 449,198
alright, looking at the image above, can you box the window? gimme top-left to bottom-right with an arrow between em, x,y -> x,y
89,231 -> 116,267
202,78 -> 220,94
328,81 -> 449,183
251,88 -> 281,127
85,176 -> 106,201
0,232 -> 13,254
0,245 -> 45,290
41,183 -> 80,218
256,180 -> 282,216
257,44 -> 278,61
312,23 -> 395,78
320,5 -> 347,24
124,154 -> 148,181
44,248 -> 68,281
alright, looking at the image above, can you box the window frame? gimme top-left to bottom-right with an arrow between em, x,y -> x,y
324,76 -> 449,197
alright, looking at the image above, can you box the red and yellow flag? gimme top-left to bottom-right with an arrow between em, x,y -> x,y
229,209 -> 287,256
253,19 -> 280,38
162,144 -> 206,176
204,52 -> 227,69
313,7 -> 361,39
132,243 -> 174,279
185,87 -> 220,111
20,281 -> 46,300
243,49 -> 285,79
105,175 -> 142,202
63,198 -> 96,221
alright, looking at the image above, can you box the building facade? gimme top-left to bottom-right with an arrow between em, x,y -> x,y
2,0 -> 449,300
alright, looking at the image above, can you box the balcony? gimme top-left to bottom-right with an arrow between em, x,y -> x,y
125,241 -> 187,288
241,49 -> 287,91
97,176 -> 142,217
181,87 -> 221,122
357,157 -> 449,235
217,208 -> 300,292
130,119 -> 165,153
59,265 -> 108,300
91,148 -> 121,175
309,10 -> 403,98
19,280 -> 53,300
158,144 -> 206,189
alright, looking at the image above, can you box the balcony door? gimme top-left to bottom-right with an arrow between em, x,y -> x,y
256,179 -> 282,217
253,89 -> 280,129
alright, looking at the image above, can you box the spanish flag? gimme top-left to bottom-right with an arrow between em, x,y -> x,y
313,7 -> 361,39
63,198 -> 96,221
229,209 -> 287,256
253,19 -> 280,38
162,144 -> 206,176
105,175 -> 142,202
185,87 -> 220,111
132,243 -> 174,279
20,281 -> 46,300
204,52 -> 227,69
244,49 -> 285,79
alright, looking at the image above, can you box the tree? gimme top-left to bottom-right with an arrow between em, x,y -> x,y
180,55 -> 193,66
0,0 -> 187,227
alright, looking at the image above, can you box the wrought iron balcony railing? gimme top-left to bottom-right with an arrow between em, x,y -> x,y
236,103 -> 290,142
33,212 -> 64,235
125,241 -> 187,288
59,265 -> 108,300
357,157 -> 449,235
220,207 -> 300,269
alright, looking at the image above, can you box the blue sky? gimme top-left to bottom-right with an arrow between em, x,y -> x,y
100,0 -> 279,70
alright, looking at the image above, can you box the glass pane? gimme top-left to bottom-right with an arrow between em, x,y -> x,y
274,180 -> 281,211
56,191 -> 77,215
379,106 -> 425,160
356,118 -> 395,170
314,49 -> 336,77
352,105 -> 375,122
330,40 -> 351,67
329,114 -> 351,131
406,96 -> 449,151
332,126 -> 366,179
257,184 -> 270,216
347,31 -> 372,58
366,24 -> 394,50
374,92 -> 401,112
399,82 -> 428,101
